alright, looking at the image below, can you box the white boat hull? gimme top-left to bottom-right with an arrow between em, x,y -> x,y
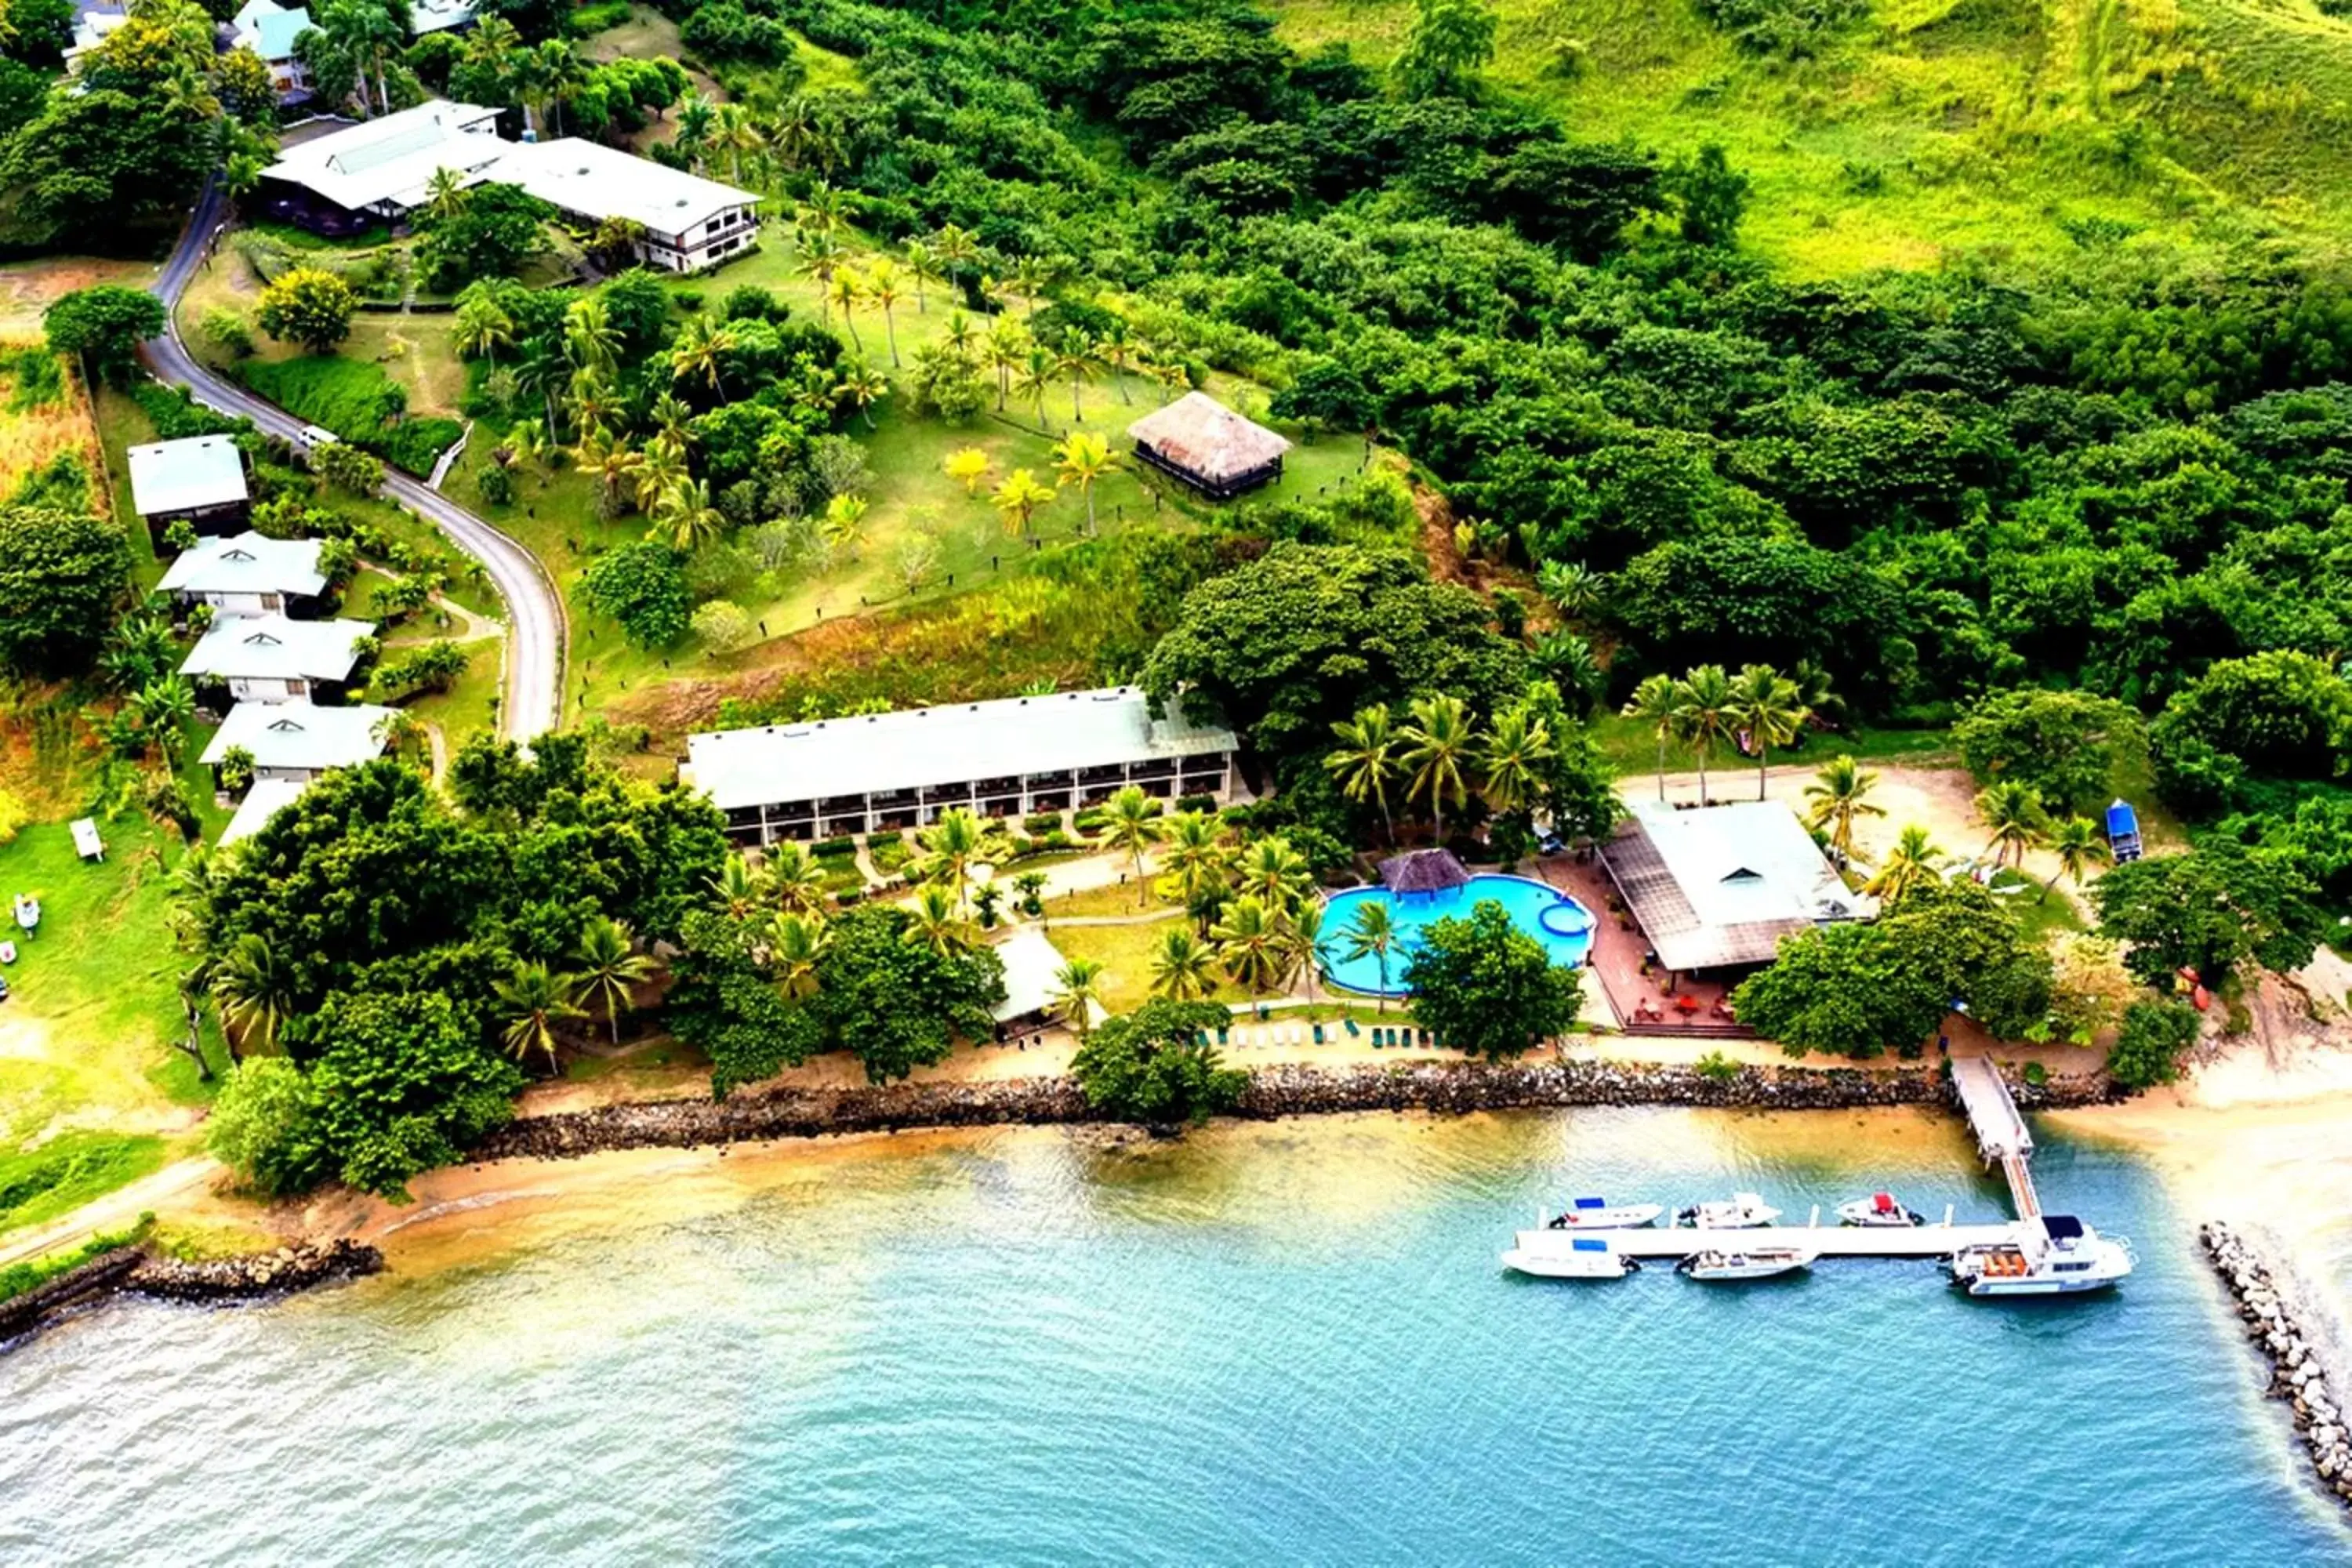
1680,1252 -> 1813,1282
1501,1247 -> 1635,1279
1540,1203 -> 1664,1231
1958,1273 -> 2124,1298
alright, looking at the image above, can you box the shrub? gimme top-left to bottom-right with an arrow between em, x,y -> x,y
2107,1000 -> 2201,1090
256,266 -> 357,353
132,383 -> 245,439
809,836 -> 856,858
0,788 -> 25,845
566,0 -> 632,31
201,307 -> 255,360
380,418 -> 464,478
1694,1050 -> 1740,1083
314,441 -> 384,497
2022,1060 -> 2049,1087
691,598 -> 757,653
1023,811 -> 1063,834
372,641 -> 470,699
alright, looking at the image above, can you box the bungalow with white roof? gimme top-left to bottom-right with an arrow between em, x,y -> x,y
128,436 -> 249,537
495,138 -> 762,274
157,532 -> 329,620
989,926 -> 1100,1044
682,684 -> 1237,846
410,0 -> 475,33
179,614 -> 373,705
232,0 -> 313,101
219,777 -> 310,847
255,99 -> 506,236
202,699 -> 397,786
1599,799 -> 1878,979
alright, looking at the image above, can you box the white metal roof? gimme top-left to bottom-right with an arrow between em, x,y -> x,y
232,0 -> 310,60
157,532 -> 327,599
201,700 -> 396,771
261,100 -> 506,213
219,777 -> 309,846
180,615 -> 372,684
408,0 -> 473,32
1629,799 -> 1875,930
990,926 -> 1090,1024
495,138 -> 759,236
126,436 -> 247,517
684,686 -> 1236,811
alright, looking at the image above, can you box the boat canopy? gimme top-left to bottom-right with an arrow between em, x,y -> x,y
1873,1192 -> 1896,1212
1573,1196 -> 1606,1210
2043,1215 -> 2085,1241
1572,1238 -> 1608,1252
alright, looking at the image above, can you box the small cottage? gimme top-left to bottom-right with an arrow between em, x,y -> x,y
1127,392 -> 1291,501
129,437 -> 250,537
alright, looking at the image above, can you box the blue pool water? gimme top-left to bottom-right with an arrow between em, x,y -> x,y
1321,874 -> 1593,995
2,1110 -> 2345,1565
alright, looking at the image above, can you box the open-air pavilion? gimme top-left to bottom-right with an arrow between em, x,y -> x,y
1598,799 -> 1875,982
1127,392 -> 1291,500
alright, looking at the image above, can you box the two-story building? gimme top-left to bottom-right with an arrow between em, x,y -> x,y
129,436 -> 250,538
496,138 -> 761,274
157,532 -> 329,620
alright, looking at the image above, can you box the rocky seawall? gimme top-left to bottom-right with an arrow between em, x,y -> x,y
2201,1222 -> 2352,1517
477,1057 -> 2115,1163
0,1240 -> 383,1356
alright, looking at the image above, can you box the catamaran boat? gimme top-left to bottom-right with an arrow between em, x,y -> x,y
1678,1246 -> 1813,1282
1675,1192 -> 1781,1229
1541,1196 -> 1666,1231
1501,1234 -> 1640,1279
1838,1192 -> 1924,1228
1947,1215 -> 2135,1297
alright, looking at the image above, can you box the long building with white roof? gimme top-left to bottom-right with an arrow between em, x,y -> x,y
158,532 -> 328,619
202,699 -> 397,785
1599,799 -> 1878,975
180,614 -> 373,703
684,686 -> 1238,844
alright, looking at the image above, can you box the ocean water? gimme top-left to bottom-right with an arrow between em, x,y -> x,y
1321,875 -> 1594,994
2,1108 -> 2347,1567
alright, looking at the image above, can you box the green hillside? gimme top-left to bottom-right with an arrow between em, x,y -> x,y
1274,0 -> 2352,273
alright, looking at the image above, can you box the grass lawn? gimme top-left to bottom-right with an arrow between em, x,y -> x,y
0,256 -> 158,336
1588,711 -> 1954,782
1988,867 -> 2090,943
0,1131 -> 169,1237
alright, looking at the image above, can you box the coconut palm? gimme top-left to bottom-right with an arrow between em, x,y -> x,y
826,267 -> 866,354
1340,901 -> 1399,1013
1054,342 -> 1094,422
572,916 -> 655,1046
648,391 -> 696,452
833,361 -> 889,430
863,257 -> 906,365
1158,811 -> 1229,902
766,911 -> 829,999
563,296 -> 620,376
454,291 -> 514,365
1287,898 -> 1328,1003
906,883 -> 971,955
133,676 -> 197,754
1531,630 -> 1604,717
668,314 -> 737,394
1210,895 -> 1287,995
764,841 -> 826,914
712,100 -> 764,185
821,493 -> 869,558
1052,430 -> 1115,533
1094,326 -> 1139,405
990,467 -> 1058,535
799,230 -> 843,319
1014,346 -> 1055,424
652,477 -> 726,553
1236,836 -> 1311,910
2041,815 -> 2112,902
1099,783 -> 1160,906
1729,662 -> 1810,801
567,368 -> 622,441
1669,663 -> 1736,805
1325,703 -> 1400,843
944,446 -> 992,495
574,427 -> 641,520
920,807 -> 985,915
1049,957 -> 1105,1042
1399,693 -> 1475,846
673,89 -> 716,168
633,439 -> 689,514
496,960 -> 585,1072
1149,927 -> 1218,1002
1864,825 -> 1945,906
1537,559 -> 1603,620
984,318 -> 1029,412
1802,755 -> 1883,866
1479,702 -> 1553,818
931,222 -> 979,276
902,239 -> 942,314
211,931 -> 289,1059
941,310 -> 981,361
1975,780 -> 2049,870
1621,673 -> 1679,802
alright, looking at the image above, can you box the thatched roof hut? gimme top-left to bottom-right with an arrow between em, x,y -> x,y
1377,848 -> 1470,896
1127,392 -> 1291,500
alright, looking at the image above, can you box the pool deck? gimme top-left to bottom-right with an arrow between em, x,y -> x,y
1534,853 -> 1746,1037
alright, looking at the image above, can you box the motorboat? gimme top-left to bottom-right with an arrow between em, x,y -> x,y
1838,1192 -> 1924,1228
1947,1215 -> 2135,1298
1502,1234 -> 1640,1279
1541,1196 -> 1665,1231
1678,1247 -> 1813,1282
1675,1192 -> 1781,1229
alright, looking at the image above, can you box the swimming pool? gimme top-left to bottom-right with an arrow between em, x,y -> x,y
1319,875 -> 1595,997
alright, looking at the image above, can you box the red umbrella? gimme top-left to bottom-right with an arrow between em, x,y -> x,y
1673,994 -> 1701,1014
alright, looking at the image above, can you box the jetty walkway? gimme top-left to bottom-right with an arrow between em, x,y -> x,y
1951,1054 -> 2041,1219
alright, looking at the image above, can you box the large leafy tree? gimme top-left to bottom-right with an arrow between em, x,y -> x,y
2092,844 -> 2328,985
257,267 -> 359,355
1069,1000 -> 1245,1127
804,906 -> 1005,1084
1404,899 -> 1583,1061
1953,688 -> 2146,815
416,182 -> 555,292
42,286 -> 165,385
290,989 -> 524,1197
0,506 -> 132,677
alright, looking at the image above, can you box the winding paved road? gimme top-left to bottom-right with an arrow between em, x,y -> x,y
142,183 -> 565,740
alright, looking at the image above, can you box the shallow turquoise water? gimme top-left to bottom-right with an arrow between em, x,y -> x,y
1322,875 -> 1594,995
1,1109 -> 2347,1566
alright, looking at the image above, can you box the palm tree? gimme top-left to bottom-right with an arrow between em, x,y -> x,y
833,361 -> 889,430
907,884 -> 970,955
941,310 -> 981,361
1341,902 -> 1399,1013
1669,663 -> 1736,805
764,841 -> 826,914
1158,811 -> 1229,902
1094,327 -> 1139,405
944,446 -> 992,495
648,391 -> 696,452
1049,957 -> 1105,1042
534,38 -> 587,138
931,222 -> 979,277
424,166 -> 470,223
673,89 -> 716,168
864,258 -> 906,365
1479,702 -> 1553,818
827,267 -> 866,354
1802,755 -> 1883,866
453,290 -> 514,365
1052,430 -> 1115,532
1236,836 -> 1310,910
984,318 -> 1029,412
2041,815 -> 2112,902
767,911 -> 829,999
1399,693 -> 1475,846
1325,703 -> 1400,843
1976,780 -> 2049,870
652,477 -> 725,553
1620,673 -> 1679,802
1864,825 -> 1945,905
799,230 -> 843,320
572,916 -> 655,1046
211,931 -> 288,1060
134,676 -> 197,755
1016,347 -> 1054,424
710,852 -> 764,918
563,296 -> 621,377
1098,783 -> 1161,906
1537,559 -> 1604,620
920,807 -> 985,916
903,240 -> 942,314
1054,342 -> 1094,422
575,427 -> 641,520
712,101 -> 764,185
497,960 -> 585,1072
1287,898 -> 1328,1004
669,314 -> 737,395
1149,927 -> 1218,1002
1729,662 -> 1810,801
633,440 -> 689,514
991,468 -> 1057,535
1531,630 -> 1604,717
1210,895 -> 1287,996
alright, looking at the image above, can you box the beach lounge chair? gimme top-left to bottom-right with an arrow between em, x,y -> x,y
1344,1018 -> 1360,1037
1217,1025 -> 1229,1047
1313,1023 -> 1327,1046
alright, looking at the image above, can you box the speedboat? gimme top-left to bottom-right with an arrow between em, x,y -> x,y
1675,1192 -> 1781,1229
1947,1215 -> 2135,1298
1502,1234 -> 1640,1279
1541,1196 -> 1665,1231
1838,1192 -> 1923,1228
1679,1247 -> 1812,1282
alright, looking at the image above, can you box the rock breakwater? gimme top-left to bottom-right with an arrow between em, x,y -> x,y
2201,1221 -> 2352,1516
0,1240 -> 384,1356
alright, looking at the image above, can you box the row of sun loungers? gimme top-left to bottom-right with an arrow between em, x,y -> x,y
1193,1022 -> 1443,1050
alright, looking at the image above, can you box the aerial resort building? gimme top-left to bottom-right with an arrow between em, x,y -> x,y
684,685 -> 1240,845
157,532 -> 328,620
128,435 -> 250,538
201,700 -> 396,786
1599,800 -> 1875,982
1127,391 -> 1291,500
178,615 -> 372,704
255,103 -> 762,270
989,926 -> 1097,1044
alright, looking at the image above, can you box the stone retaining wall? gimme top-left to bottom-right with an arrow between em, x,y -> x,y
477,1058 -> 2114,1163
0,1240 -> 383,1356
2201,1222 -> 2352,1517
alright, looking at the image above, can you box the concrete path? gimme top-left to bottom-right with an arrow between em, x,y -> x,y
144,183 -> 564,742
0,1156 -> 222,1269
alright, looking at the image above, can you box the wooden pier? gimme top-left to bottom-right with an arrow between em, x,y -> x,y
1951,1054 -> 2041,1219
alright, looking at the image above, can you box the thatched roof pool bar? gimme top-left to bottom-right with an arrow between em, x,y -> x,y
1377,848 -> 1472,896
1127,391 -> 1292,500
